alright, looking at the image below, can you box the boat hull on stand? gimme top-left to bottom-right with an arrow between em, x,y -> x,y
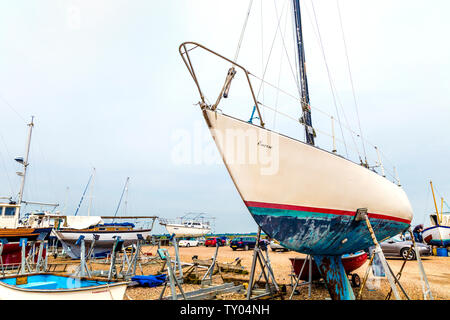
423,225 -> 450,247
203,109 -> 413,255
161,224 -> 211,237
53,229 -> 152,259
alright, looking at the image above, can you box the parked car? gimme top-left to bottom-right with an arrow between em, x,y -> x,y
204,237 -> 226,247
178,238 -> 199,247
270,240 -> 290,252
380,237 -> 431,260
230,237 -> 261,251
197,237 -> 206,246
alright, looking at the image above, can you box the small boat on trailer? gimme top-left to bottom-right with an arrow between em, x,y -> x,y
0,273 -> 128,300
290,251 -> 368,285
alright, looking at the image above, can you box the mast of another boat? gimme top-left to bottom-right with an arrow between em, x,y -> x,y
16,116 -> 34,220
112,177 -> 130,223
292,0 -> 314,145
87,168 -> 96,217
430,181 -> 441,225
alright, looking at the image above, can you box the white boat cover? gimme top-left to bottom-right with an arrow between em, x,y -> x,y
65,216 -> 104,230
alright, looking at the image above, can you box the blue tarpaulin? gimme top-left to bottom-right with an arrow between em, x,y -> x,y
131,274 -> 166,287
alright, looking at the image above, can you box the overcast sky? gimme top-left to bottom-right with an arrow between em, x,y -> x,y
0,0 -> 449,234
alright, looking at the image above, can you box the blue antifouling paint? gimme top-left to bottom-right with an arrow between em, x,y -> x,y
131,274 -> 166,287
313,255 -> 355,300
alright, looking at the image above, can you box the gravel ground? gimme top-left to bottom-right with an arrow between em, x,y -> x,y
54,244 -> 450,300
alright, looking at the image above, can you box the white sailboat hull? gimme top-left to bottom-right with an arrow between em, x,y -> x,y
53,229 -> 152,259
203,109 -> 413,255
162,224 -> 211,237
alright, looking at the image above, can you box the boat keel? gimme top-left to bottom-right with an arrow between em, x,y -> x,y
313,255 -> 355,300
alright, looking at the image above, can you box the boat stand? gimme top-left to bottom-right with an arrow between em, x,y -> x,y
86,234 -> 99,260
355,209 -> 433,300
383,228 -> 433,300
18,238 -> 33,275
355,209 -> 403,299
159,234 -> 184,281
0,241 -> 4,276
246,227 -> 280,300
108,236 -> 124,280
288,254 -> 313,300
122,234 -> 144,279
201,241 -> 220,286
408,228 -> 433,300
34,232 -> 49,273
73,235 -> 92,278
158,248 -> 187,300
172,235 -> 183,280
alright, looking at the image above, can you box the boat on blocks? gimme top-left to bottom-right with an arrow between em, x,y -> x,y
159,213 -> 213,237
53,216 -> 155,259
179,0 -> 413,300
0,273 -> 128,300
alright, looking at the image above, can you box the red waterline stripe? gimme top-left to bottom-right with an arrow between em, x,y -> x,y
244,201 -> 411,225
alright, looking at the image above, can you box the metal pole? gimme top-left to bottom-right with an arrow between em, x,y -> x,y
363,215 -> 401,300
356,250 -> 375,300
80,238 -> 86,277
171,236 -> 183,280
0,243 -> 4,276
374,146 -> 385,177
289,254 -> 310,300
393,166 -> 401,186
246,227 -> 262,300
17,117 -> 34,218
19,238 -> 27,275
408,228 -> 433,300
331,116 -> 337,153
430,181 -> 441,224
87,168 -> 96,217
308,254 -> 312,298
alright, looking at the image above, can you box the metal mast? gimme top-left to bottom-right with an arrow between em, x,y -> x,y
292,0 -> 315,145
87,167 -> 96,216
112,177 -> 130,222
17,116 -> 34,215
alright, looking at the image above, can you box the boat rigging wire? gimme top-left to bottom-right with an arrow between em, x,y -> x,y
234,0 -> 254,62
0,92 -> 27,123
272,3 -> 290,130
307,0 -> 348,157
255,0 -> 289,101
182,41 -> 401,180
74,168 -> 95,216
112,177 -> 130,222
336,0 -> 368,163
0,133 -> 15,195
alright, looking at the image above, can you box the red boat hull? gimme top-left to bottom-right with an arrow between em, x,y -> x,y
1,243 -> 46,267
290,251 -> 368,281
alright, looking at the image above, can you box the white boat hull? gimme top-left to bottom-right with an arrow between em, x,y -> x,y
53,229 -> 152,259
423,225 -> 450,247
0,280 -> 127,300
203,109 -> 413,255
162,224 -> 211,237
